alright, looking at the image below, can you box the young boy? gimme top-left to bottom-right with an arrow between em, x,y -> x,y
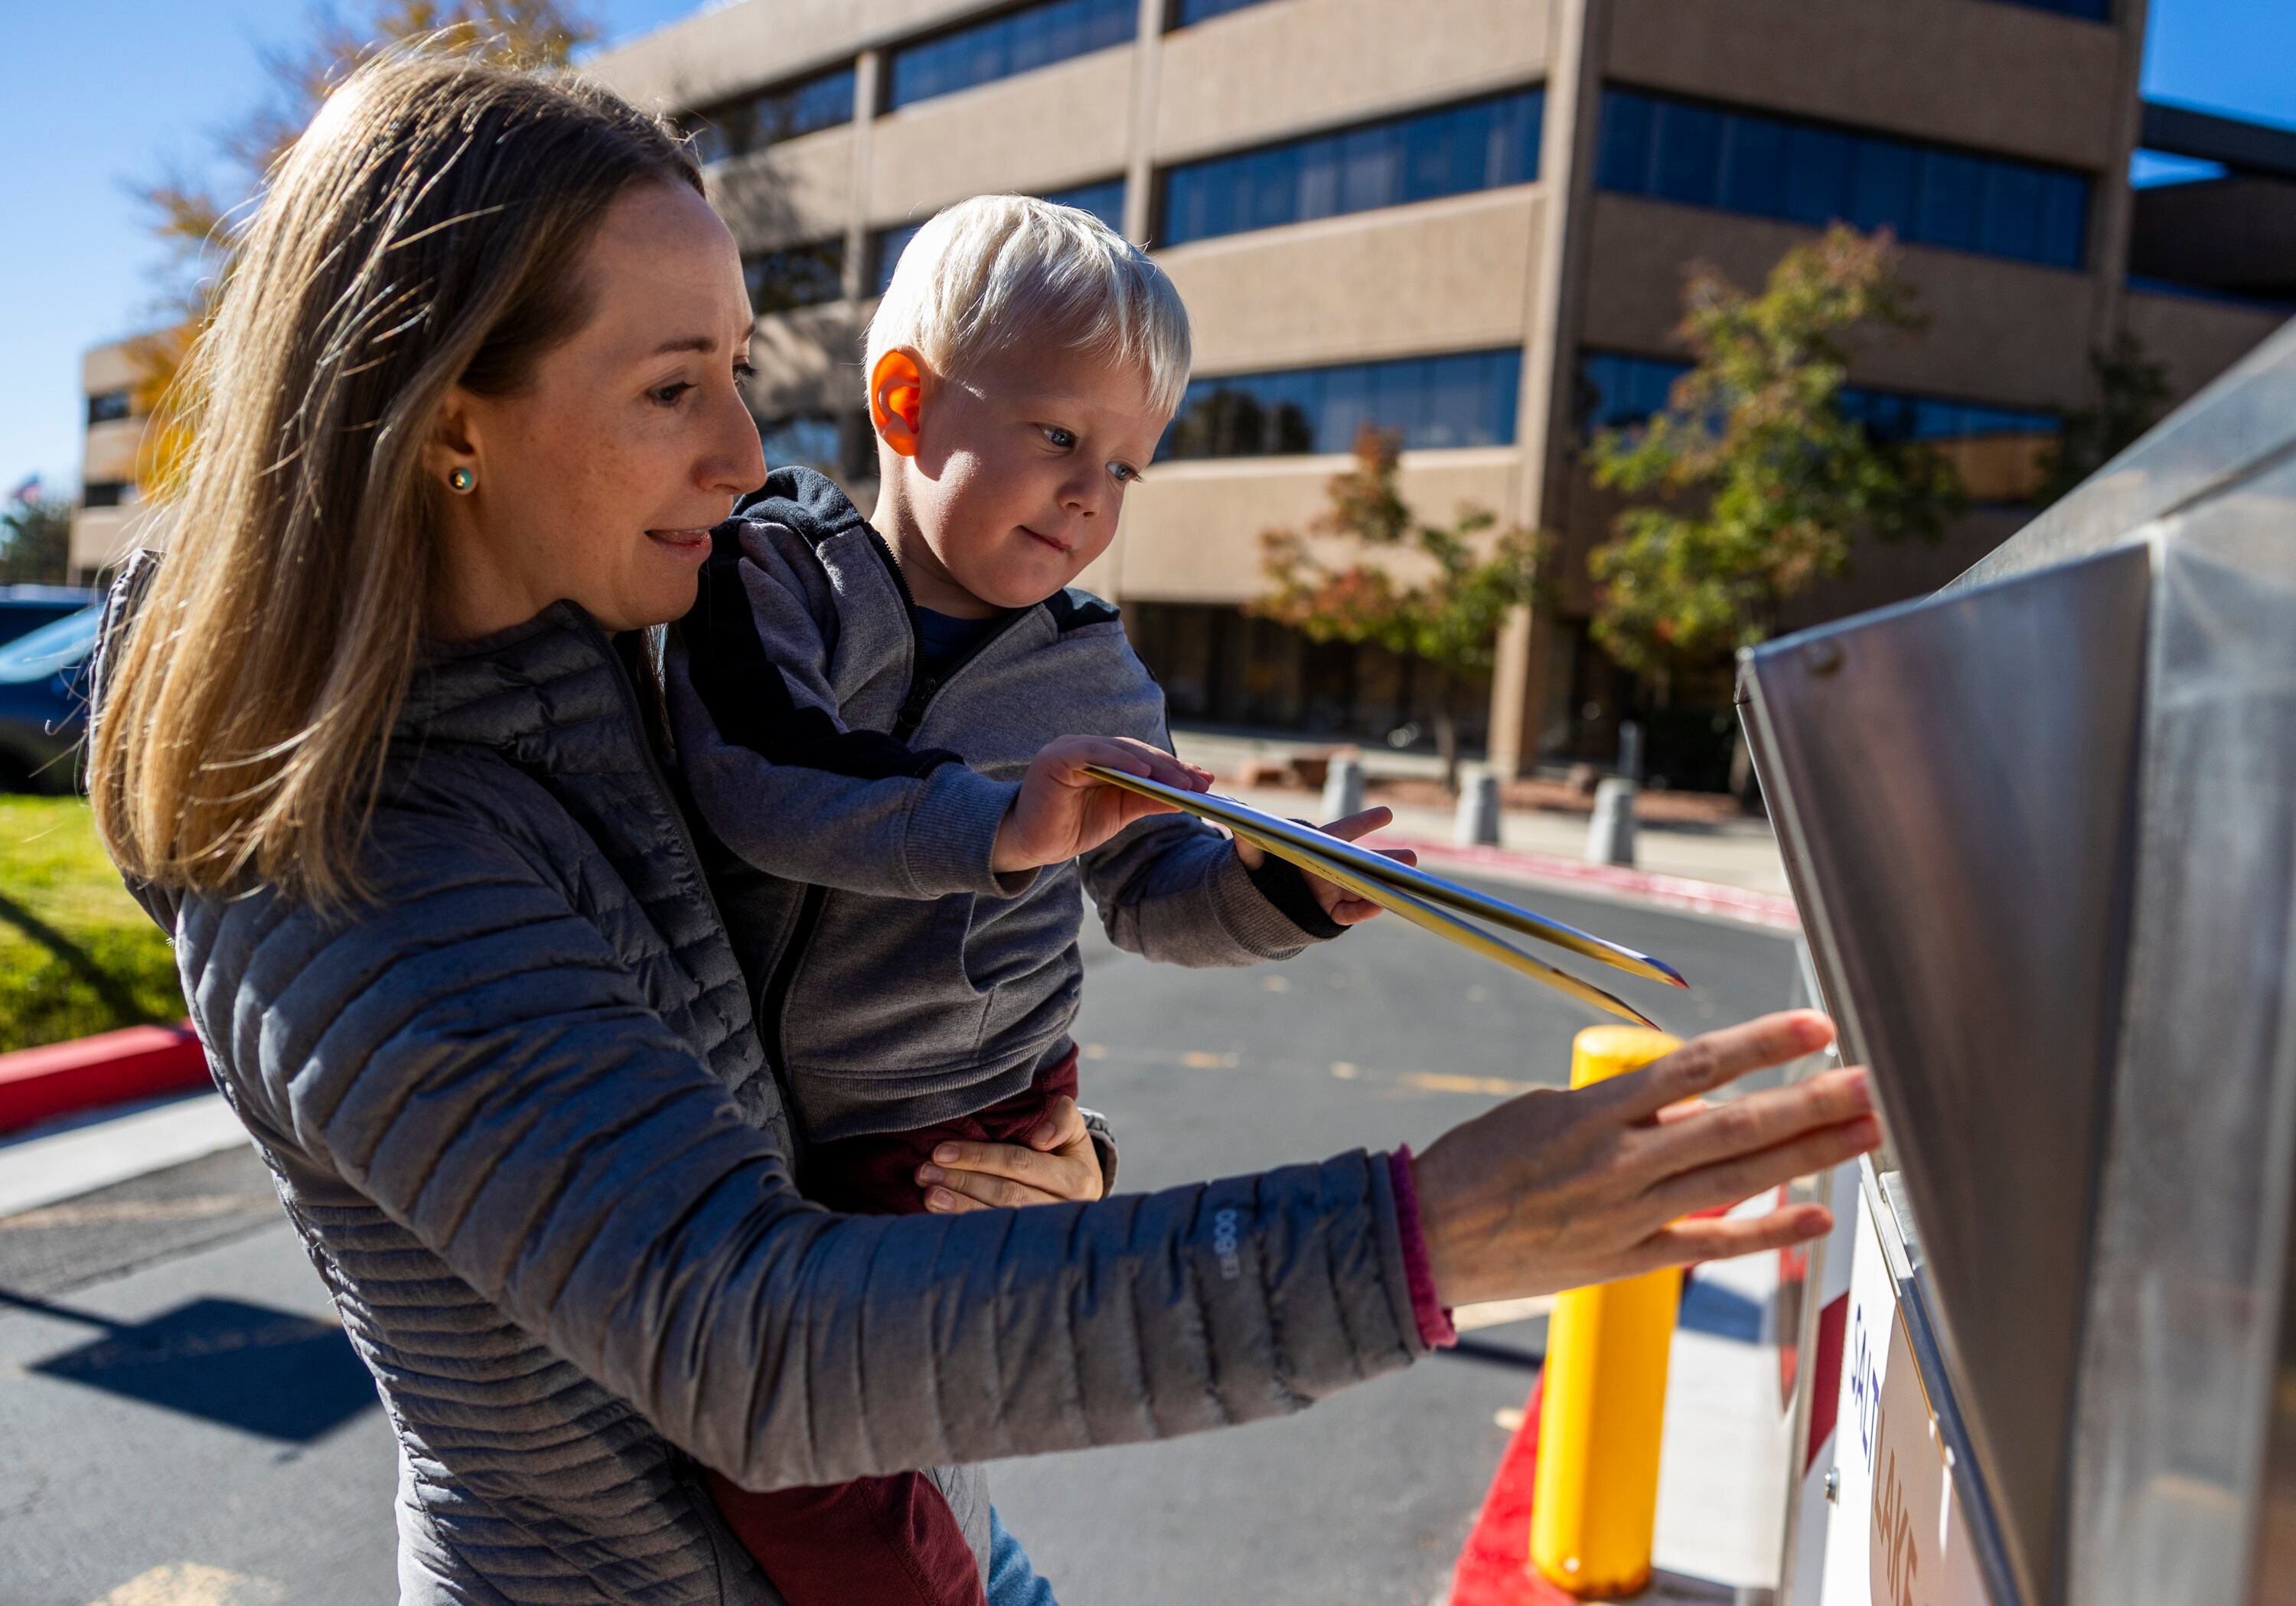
665,195 -> 1396,1606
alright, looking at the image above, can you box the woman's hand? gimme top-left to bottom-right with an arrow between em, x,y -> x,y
915,1096 -> 1106,1212
1231,805 -> 1417,925
1412,1011 -> 1880,1307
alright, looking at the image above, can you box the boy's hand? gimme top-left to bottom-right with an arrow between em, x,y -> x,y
1233,806 -> 1417,927
916,1097 -> 1105,1210
992,736 -> 1211,874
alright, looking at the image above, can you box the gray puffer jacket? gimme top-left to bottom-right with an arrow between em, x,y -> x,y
100,561 -> 1428,1605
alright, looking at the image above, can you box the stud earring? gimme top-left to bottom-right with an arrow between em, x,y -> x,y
448,467 -> 475,493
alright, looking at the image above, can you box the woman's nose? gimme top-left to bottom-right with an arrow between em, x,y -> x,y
706,388 -> 768,495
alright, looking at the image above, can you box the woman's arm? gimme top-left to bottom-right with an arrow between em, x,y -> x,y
178,809 -> 1424,1491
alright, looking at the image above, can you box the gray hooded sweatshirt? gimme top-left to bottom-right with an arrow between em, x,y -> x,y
665,466 -> 1343,1145
92,553 -> 1427,1605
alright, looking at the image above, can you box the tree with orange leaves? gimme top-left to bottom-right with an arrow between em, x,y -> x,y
129,3 -> 598,497
1257,429 -> 1543,793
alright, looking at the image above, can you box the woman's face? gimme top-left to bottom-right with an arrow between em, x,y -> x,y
427,180 -> 765,639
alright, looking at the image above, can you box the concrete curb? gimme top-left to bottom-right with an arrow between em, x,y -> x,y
1384,837 -> 1802,933
0,1021 -> 209,1137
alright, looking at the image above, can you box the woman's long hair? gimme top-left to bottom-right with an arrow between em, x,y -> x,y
90,51 -> 701,906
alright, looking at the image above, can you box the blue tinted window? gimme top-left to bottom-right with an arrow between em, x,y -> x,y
1918,149 -> 1985,252
1719,116 -> 1786,215
688,65 -> 856,164
1041,178 -> 1127,232
1783,124 -> 1853,227
1158,89 -> 1543,247
1580,350 -> 2059,442
1174,0 -> 1279,22
1595,89 -> 2089,269
1848,139 -> 1917,233
1652,100 -> 1723,205
745,239 -> 846,313
889,0 -> 1136,110
870,179 -> 1127,295
1986,0 -> 2108,17
1159,350 -> 1521,460
1596,90 -> 1655,192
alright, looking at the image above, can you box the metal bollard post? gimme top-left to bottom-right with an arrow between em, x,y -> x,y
1320,752 -> 1365,821
1531,1026 -> 1684,1599
1585,778 -> 1637,867
1453,766 -> 1502,847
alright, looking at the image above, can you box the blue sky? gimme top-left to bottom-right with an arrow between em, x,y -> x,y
4,1 -> 2292,500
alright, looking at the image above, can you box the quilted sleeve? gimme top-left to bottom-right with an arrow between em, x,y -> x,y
177,811 -> 1427,1491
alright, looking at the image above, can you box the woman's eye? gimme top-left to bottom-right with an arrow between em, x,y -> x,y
1039,425 -> 1077,449
733,362 -> 757,389
651,381 -> 696,406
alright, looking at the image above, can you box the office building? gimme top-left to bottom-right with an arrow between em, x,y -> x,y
497,4 -> 2296,772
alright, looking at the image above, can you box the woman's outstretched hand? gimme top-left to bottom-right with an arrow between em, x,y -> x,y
1412,1010 -> 1880,1307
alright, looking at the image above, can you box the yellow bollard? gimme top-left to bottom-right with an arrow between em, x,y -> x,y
1530,1025 -> 1685,1598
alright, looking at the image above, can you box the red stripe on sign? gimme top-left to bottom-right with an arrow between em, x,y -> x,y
1805,1291 -> 1849,1474
0,1022 -> 210,1135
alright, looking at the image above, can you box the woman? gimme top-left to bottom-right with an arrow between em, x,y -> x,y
89,53 -> 1878,1606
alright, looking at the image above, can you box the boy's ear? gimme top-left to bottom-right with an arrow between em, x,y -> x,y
869,350 -> 925,459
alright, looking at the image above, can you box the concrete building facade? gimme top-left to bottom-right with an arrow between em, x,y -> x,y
494,3 -> 2291,775
69,338 -> 157,585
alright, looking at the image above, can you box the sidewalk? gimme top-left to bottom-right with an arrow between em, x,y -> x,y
1169,728 -> 1792,901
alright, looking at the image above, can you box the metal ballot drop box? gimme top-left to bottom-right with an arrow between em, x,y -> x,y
1741,317 -> 2296,1606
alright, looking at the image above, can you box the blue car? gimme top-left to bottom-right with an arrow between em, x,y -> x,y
0,605 -> 99,792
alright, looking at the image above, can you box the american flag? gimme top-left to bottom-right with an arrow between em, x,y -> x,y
5,474 -> 41,505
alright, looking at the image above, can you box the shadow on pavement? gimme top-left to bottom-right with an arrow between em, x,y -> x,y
5,1288 -> 380,1441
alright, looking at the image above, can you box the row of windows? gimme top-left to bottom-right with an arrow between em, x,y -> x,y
889,0 -> 1136,111
693,0 -> 1296,145
687,65 -> 856,165
1597,89 -> 2090,270
1578,351 -> 2060,445
1159,89 -> 1543,248
872,178 -> 1127,295
86,390 -> 132,426
1158,349 -> 1521,461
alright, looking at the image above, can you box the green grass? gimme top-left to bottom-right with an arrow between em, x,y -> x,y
0,796 -> 186,1054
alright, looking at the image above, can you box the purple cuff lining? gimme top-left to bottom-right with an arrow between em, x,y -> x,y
1388,1145 -> 1456,1350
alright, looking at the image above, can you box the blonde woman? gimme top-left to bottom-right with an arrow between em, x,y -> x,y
90,53 -> 1879,1606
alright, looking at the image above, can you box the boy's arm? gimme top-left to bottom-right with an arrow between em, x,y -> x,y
1082,811 -> 1349,968
667,521 -> 1023,900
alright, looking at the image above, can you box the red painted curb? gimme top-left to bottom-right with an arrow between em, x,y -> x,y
1450,1376 -> 1579,1606
0,1021 -> 210,1137
1386,837 -> 1802,932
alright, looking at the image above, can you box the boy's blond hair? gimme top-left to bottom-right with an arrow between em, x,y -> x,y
866,194 -> 1192,416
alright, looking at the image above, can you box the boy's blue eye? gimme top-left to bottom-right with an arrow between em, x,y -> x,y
1040,425 -> 1077,449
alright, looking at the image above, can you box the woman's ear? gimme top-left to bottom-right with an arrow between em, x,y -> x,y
869,350 -> 925,459
424,390 -> 483,492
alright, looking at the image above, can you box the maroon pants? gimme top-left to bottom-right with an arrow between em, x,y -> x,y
707,1051 -> 1080,1606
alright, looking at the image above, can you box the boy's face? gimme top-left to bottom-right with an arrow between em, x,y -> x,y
884,343 -> 1170,616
